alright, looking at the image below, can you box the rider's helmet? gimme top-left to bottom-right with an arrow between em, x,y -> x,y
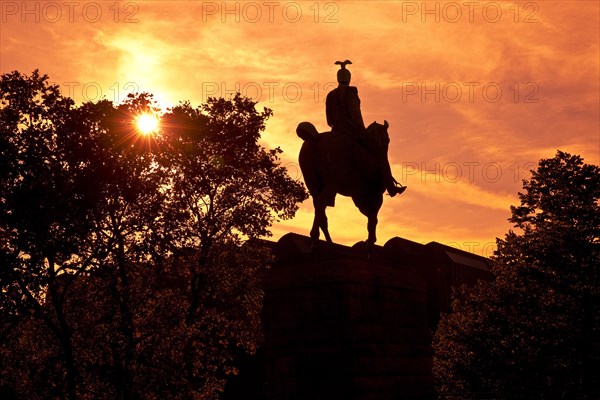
335,60 -> 352,85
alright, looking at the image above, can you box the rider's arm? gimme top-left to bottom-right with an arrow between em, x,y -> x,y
325,91 -> 335,127
349,87 -> 366,130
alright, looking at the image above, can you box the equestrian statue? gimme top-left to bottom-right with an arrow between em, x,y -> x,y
297,60 -> 406,251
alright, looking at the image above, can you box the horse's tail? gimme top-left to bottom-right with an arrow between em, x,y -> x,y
296,122 -> 320,141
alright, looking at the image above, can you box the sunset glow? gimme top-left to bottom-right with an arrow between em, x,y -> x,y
2,1 -> 598,254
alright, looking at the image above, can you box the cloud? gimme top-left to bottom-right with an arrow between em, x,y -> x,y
2,0 -> 598,253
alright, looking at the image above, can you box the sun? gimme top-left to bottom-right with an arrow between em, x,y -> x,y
136,113 -> 159,135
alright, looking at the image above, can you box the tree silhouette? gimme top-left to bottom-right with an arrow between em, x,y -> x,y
433,151 -> 600,399
0,70 -> 307,399
0,69 -> 87,400
158,95 -> 307,324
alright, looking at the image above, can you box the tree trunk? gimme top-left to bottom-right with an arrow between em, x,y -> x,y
47,253 -> 78,400
186,241 -> 210,326
115,233 -> 139,400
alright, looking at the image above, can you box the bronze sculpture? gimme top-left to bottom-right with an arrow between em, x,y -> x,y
326,60 -> 405,197
297,61 -> 406,250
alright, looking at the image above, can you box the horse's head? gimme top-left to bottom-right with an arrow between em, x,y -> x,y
367,120 -> 391,154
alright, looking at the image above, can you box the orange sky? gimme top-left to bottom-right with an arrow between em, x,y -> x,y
1,1 -> 599,256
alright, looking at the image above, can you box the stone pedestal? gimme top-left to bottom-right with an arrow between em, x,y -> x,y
262,234 -> 435,399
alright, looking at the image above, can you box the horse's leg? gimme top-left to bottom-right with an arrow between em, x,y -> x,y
312,203 -> 331,249
366,213 -> 378,256
311,188 -> 335,249
367,214 -> 378,246
318,187 -> 336,244
310,197 -> 321,248
320,208 -> 332,244
366,195 -> 384,256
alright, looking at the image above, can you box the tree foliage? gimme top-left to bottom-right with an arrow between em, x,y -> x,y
0,70 -> 307,399
433,151 -> 600,399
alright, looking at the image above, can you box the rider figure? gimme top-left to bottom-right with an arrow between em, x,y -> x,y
326,60 -> 406,197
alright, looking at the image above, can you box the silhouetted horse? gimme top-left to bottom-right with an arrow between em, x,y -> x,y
297,120 -> 391,251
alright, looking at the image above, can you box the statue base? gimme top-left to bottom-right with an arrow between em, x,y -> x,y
262,234 -> 436,399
